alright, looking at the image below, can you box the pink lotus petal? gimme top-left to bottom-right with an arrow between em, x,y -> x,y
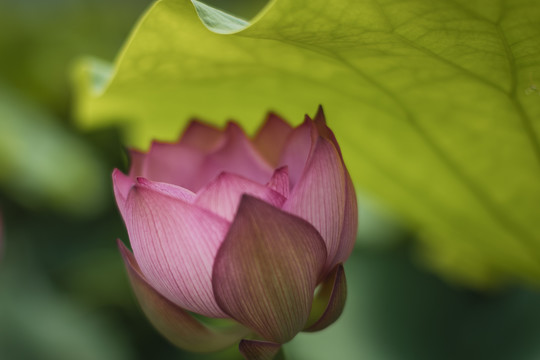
195,172 -> 285,222
311,107 -> 358,266
253,113 -> 294,167
143,142 -> 208,192
278,118 -> 317,189
136,177 -> 196,203
179,120 -> 226,152
112,169 -> 136,218
212,196 -> 327,343
128,149 -> 148,179
266,166 -> 290,199
118,240 -> 250,352
304,264 -> 347,332
198,123 -> 274,190
239,339 -> 282,360
283,136 -> 346,272
312,106 -> 343,157
124,179 -> 229,318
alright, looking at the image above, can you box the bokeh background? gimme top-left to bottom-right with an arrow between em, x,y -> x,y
1,0 -> 540,359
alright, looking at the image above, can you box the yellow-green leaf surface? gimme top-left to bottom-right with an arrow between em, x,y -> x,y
75,0 -> 540,287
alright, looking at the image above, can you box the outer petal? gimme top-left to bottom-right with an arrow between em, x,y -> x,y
312,106 -> 342,157
304,264 -> 347,332
118,241 -> 250,352
331,174 -> 358,266
312,107 -> 358,265
124,178 -> 228,318
195,172 -> 285,222
253,113 -> 294,167
239,340 -> 283,360
283,135 -> 346,272
212,196 -> 327,343
135,177 -> 196,202
112,169 -> 135,218
199,122 -> 274,188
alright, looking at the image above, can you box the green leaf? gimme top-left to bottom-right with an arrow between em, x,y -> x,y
74,0 -> 540,287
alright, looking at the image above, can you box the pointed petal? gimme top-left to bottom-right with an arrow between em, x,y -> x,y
179,119 -> 225,152
199,123 -> 274,188
125,179 -> 229,317
312,107 -> 358,265
239,340 -> 283,360
212,196 -> 327,343
283,136 -> 346,271
266,167 -> 289,199
195,172 -> 285,222
118,241 -> 250,352
312,106 -> 343,157
112,169 -> 135,218
278,118 -> 317,188
253,113 -> 294,167
304,264 -> 347,332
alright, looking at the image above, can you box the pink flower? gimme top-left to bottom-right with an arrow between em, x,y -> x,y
113,107 -> 357,359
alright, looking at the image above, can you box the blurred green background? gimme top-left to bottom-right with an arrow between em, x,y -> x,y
1,0 -> 540,359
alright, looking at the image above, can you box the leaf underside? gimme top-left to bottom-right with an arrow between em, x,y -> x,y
75,0 -> 540,287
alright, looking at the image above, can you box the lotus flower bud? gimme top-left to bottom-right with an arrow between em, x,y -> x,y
113,107 -> 357,359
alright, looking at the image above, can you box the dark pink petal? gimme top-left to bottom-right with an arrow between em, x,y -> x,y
266,167 -> 289,199
112,169 -> 136,218
311,107 -> 358,266
212,196 -> 327,343
239,339 -> 283,360
283,136 -> 346,272
278,118 -> 317,188
118,241 -> 250,352
199,123 -> 274,189
304,264 -> 347,332
179,120 -> 226,152
195,172 -> 285,222
253,113 -> 294,167
312,106 -> 343,157
124,179 -> 229,318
